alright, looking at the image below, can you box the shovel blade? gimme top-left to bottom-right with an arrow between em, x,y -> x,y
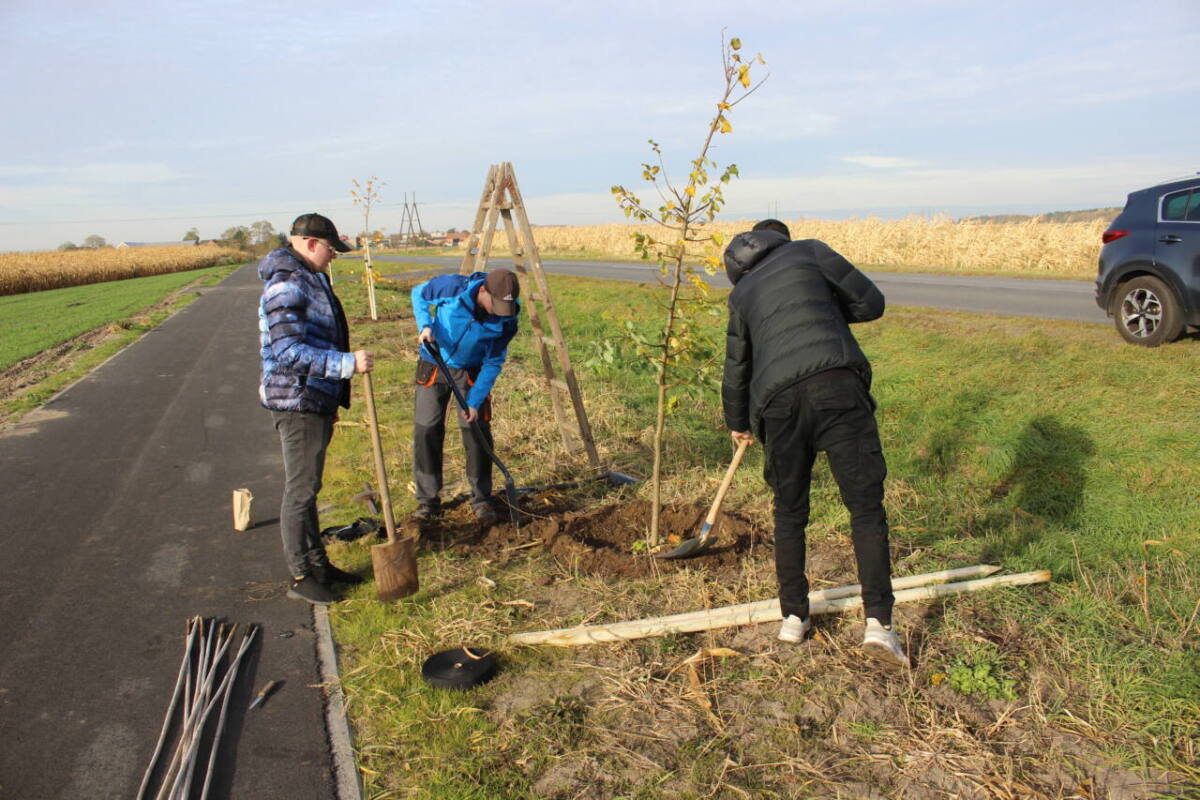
654,522 -> 716,560
372,536 -> 419,601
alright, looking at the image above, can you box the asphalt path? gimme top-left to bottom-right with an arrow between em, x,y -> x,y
363,254 -> 1108,325
0,264 -> 338,799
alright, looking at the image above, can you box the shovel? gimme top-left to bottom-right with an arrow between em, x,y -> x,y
364,371 -> 419,601
424,340 -> 520,525
656,438 -> 750,559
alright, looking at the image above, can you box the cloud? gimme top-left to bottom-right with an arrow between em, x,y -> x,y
841,155 -> 924,169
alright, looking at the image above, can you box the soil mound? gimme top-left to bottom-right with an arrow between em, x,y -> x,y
544,501 -> 771,579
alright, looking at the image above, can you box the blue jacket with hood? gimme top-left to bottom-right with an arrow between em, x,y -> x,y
411,272 -> 520,409
257,247 -> 356,415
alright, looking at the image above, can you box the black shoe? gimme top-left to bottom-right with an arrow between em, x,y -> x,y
412,501 -> 440,521
313,562 -> 365,586
287,575 -> 341,605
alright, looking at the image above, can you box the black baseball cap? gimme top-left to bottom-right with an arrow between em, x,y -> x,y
484,269 -> 520,316
291,213 -> 351,252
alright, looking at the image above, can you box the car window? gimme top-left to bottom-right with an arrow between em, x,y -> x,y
1161,189 -> 1191,221
1187,191 -> 1200,222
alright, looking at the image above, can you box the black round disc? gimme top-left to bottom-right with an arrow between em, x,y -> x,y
421,647 -> 498,690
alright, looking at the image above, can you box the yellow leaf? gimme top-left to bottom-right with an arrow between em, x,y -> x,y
719,117 -> 732,134
718,102 -> 730,110
738,65 -> 750,89
730,37 -> 742,50
685,185 -> 696,198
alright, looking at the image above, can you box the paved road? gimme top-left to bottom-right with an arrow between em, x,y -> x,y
0,264 -> 338,799
364,254 -> 1108,325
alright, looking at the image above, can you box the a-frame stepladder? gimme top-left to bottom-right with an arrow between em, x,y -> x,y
459,163 -> 629,481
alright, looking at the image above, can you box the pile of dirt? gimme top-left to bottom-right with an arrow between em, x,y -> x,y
544,502 -> 772,579
415,498 -> 772,581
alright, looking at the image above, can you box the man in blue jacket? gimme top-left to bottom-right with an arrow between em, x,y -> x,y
722,219 -> 907,668
259,213 -> 373,605
410,269 -> 520,522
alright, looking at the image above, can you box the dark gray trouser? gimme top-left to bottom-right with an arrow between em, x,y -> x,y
271,410 -> 334,578
412,368 -> 493,507
760,369 -> 895,626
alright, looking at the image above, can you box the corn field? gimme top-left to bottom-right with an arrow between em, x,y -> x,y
504,216 -> 1107,277
0,245 -> 245,296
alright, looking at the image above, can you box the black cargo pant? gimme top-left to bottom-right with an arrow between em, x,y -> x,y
271,410 -> 335,579
412,358 -> 493,507
760,369 -> 894,626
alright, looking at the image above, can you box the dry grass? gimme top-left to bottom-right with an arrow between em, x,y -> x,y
486,217 -> 1107,277
0,245 -> 245,295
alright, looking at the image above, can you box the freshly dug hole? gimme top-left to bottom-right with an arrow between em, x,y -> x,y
544,501 -> 771,579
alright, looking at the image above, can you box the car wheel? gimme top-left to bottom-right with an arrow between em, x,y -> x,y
1111,276 -> 1184,347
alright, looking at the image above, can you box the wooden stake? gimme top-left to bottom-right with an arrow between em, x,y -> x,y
509,566 -> 1048,647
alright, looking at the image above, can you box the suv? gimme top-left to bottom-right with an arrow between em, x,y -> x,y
1096,174 -> 1200,346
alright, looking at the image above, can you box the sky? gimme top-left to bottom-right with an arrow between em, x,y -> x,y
2,0 -> 1198,251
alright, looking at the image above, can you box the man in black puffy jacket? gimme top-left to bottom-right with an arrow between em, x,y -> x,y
722,219 -> 907,668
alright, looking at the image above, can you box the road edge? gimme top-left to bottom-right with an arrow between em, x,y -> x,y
313,604 -> 363,800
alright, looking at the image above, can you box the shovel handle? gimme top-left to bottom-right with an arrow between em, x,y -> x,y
361,372 -> 398,542
704,439 -> 750,526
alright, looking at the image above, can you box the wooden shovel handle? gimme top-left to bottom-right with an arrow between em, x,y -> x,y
361,372 -> 398,542
704,439 -> 750,526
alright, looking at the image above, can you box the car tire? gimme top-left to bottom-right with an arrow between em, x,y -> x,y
1111,275 -> 1184,347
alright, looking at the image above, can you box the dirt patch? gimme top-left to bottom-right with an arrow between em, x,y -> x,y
0,325 -> 114,403
544,502 -> 770,580
417,498 -> 772,582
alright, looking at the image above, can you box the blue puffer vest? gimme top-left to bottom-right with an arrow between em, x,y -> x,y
257,247 -> 355,415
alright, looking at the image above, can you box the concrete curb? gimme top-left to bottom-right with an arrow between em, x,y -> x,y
313,605 -> 363,800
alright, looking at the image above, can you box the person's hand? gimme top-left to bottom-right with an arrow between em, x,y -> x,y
418,327 -> 435,345
731,430 -> 755,447
460,406 -> 479,424
354,350 -> 374,373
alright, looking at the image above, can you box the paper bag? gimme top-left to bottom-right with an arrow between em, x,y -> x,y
232,488 -> 254,531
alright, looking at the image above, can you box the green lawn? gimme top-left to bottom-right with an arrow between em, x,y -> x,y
317,274 -> 1199,798
0,264 -> 238,370
0,263 -> 240,420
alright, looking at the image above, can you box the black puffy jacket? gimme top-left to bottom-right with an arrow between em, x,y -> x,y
722,231 -> 884,437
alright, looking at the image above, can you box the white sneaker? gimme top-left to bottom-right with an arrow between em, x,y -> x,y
778,614 -> 812,643
862,618 -> 909,668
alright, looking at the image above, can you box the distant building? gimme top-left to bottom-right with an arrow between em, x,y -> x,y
116,240 -> 198,248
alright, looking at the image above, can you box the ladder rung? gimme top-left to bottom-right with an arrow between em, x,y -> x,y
549,378 -> 570,394
562,421 -> 583,437
540,335 -> 559,349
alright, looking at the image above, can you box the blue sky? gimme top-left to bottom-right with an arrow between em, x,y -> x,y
2,0 -> 1197,251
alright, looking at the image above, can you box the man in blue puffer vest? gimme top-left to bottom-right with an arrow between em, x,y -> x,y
410,268 -> 520,522
259,213 -> 374,605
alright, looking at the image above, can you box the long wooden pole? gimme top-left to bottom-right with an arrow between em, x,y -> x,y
510,567 -> 1049,647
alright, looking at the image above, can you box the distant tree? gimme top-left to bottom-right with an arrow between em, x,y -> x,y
182,228 -> 200,242
250,220 -> 276,246
83,234 -> 107,249
221,226 -> 251,248
446,227 -> 458,234
58,241 -> 78,251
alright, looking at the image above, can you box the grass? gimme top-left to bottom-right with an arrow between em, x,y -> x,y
0,263 -> 241,420
314,272 -> 1199,798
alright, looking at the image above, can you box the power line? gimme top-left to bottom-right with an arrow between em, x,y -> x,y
0,201 -> 417,227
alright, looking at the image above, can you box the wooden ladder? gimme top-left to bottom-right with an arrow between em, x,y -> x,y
459,162 -> 601,470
